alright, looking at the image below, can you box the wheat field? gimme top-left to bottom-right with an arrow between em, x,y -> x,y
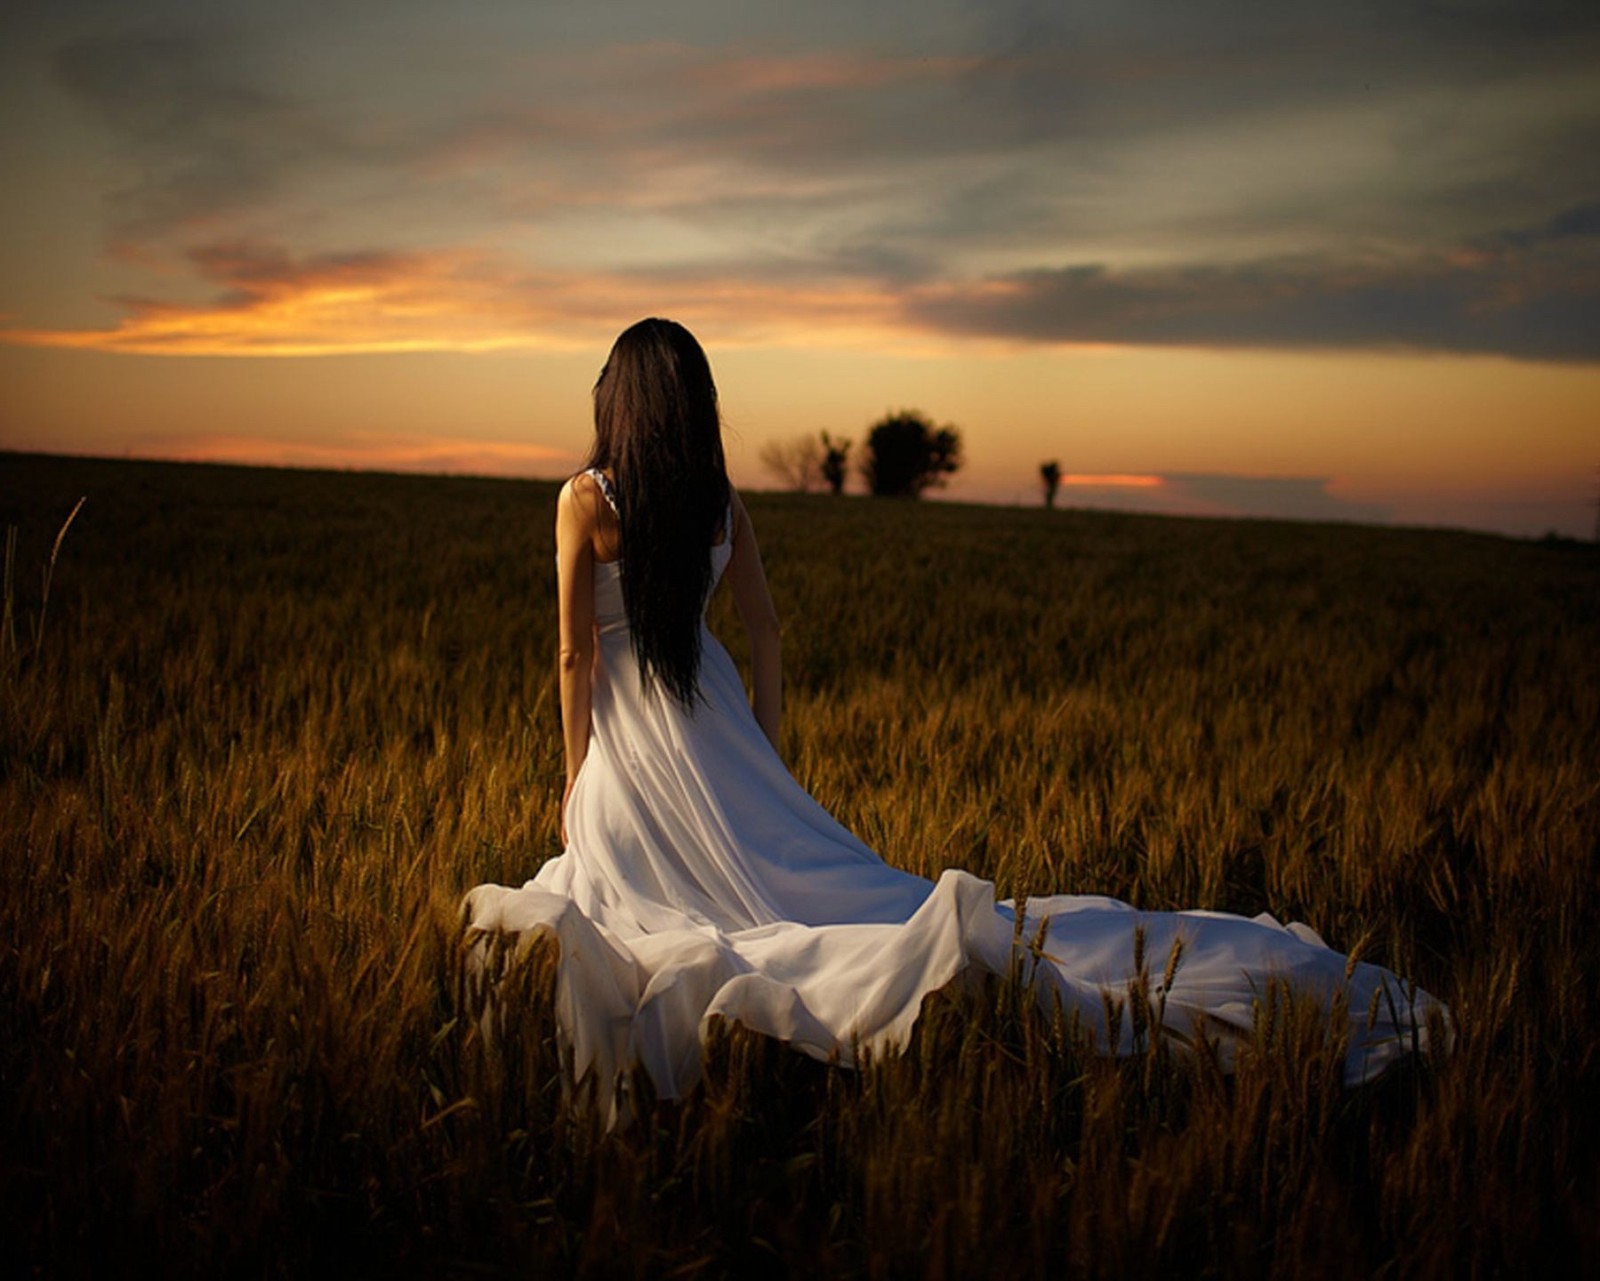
3,451 -> 1597,1276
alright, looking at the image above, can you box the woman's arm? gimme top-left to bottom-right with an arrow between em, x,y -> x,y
556,476 -> 599,836
724,489 -> 783,750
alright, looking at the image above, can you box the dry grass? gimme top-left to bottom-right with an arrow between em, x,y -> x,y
2,451 -> 1597,1276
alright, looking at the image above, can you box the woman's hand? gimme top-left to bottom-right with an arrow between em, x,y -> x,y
561,775 -> 575,846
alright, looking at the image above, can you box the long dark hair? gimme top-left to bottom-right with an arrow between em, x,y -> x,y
586,318 -> 730,706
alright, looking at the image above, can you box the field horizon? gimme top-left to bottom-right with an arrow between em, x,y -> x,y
8,445 -> 1589,545
3,451 -> 1597,1276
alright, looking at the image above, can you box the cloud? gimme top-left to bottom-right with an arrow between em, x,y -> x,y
23,7 -> 1600,362
1486,199 -> 1600,252
5,241 -> 541,355
55,13 -> 1595,256
0,238 -> 911,356
903,229 -> 1600,361
9,216 -> 1598,362
50,27 -> 358,241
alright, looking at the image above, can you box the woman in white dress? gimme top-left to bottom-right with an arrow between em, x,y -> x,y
465,318 -> 1443,1110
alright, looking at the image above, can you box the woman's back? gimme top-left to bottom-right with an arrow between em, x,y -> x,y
579,466 -> 733,635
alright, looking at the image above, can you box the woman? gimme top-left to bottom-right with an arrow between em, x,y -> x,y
465,318 -> 1442,1110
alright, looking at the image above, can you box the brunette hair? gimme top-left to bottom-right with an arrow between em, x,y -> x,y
586,318 -> 730,706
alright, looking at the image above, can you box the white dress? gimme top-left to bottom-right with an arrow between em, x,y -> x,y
464,477 -> 1443,1110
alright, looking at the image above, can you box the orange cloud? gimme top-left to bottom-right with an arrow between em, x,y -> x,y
5,245 -> 572,356
0,240 -> 913,357
140,430 -> 575,476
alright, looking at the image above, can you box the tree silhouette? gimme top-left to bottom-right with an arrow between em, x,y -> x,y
820,432 -> 851,496
1040,460 -> 1062,509
758,435 -> 822,493
860,411 -> 963,498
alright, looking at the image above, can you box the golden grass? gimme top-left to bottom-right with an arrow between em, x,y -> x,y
2,452 -> 1596,1276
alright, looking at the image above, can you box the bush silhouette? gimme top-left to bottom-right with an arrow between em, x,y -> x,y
861,411 -> 962,498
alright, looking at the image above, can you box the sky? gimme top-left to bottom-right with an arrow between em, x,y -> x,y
2,0 -> 1597,536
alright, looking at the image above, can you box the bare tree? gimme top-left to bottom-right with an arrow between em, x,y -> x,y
1040,460 -> 1062,509
820,432 -> 851,495
758,435 -> 823,493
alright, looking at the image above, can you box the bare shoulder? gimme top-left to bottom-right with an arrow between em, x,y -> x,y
559,471 -> 602,520
560,470 -> 624,562
561,470 -> 598,502
556,472 -> 603,546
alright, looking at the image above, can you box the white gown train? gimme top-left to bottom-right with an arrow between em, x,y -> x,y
465,514 -> 1443,1107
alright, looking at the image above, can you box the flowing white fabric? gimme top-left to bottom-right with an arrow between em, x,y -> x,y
464,500 -> 1444,1109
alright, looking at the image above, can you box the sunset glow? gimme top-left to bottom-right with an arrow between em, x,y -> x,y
151,432 -> 574,476
1060,475 -> 1164,489
2,2 -> 1596,535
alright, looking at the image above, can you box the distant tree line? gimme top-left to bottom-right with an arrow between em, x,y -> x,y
761,417 -> 1080,511
759,411 -> 963,499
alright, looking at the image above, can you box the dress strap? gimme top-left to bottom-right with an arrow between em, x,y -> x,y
585,467 -> 620,516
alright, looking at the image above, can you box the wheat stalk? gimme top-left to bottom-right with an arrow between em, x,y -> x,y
33,495 -> 85,652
